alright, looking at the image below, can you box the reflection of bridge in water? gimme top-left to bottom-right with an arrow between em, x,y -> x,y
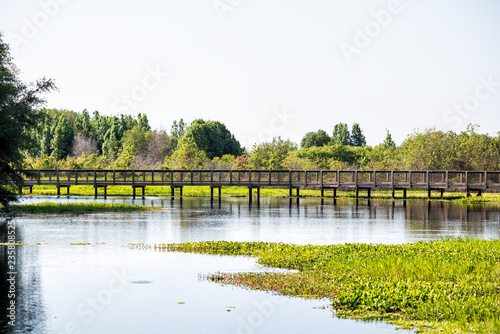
22,169 -> 500,202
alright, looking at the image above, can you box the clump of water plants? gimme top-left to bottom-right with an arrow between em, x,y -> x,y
12,202 -> 161,214
157,238 -> 500,333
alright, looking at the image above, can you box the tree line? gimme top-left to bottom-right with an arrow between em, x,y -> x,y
24,108 -> 500,173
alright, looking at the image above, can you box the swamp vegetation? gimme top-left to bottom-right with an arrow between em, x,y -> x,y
149,238 -> 500,333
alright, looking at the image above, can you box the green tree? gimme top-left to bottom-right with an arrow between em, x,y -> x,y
163,136 -> 207,169
185,119 -> 242,159
382,129 -> 396,149
50,115 -> 73,160
0,34 -> 55,206
331,123 -> 352,146
171,118 -> 187,138
301,130 -> 331,148
351,123 -> 366,147
249,137 -> 297,169
137,112 -> 150,131
74,109 -> 94,139
121,125 -> 149,155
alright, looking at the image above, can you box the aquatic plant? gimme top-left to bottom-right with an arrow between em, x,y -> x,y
12,202 -> 161,214
156,238 -> 500,333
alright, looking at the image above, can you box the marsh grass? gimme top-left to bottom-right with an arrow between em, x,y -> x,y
12,202 -> 161,214
153,238 -> 500,333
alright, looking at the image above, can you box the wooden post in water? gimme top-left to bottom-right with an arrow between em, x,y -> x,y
465,171 -> 469,197
248,187 -> 252,204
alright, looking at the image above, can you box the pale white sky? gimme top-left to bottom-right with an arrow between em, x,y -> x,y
1,0 -> 500,149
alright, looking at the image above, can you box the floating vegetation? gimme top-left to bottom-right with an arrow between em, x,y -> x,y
12,202 -> 161,214
160,238 -> 500,333
178,302 -> 185,305
0,242 -> 27,246
69,243 -> 91,245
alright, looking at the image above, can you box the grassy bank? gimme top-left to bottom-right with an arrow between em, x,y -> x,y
11,202 -> 161,214
21,185 -> 500,203
150,238 -> 500,333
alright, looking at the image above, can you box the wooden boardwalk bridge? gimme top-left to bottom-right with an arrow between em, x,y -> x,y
21,169 -> 500,202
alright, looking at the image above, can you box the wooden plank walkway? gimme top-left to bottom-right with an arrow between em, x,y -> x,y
21,169 -> 500,200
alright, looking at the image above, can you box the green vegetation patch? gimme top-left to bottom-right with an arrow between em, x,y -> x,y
12,202 -> 161,214
156,238 -> 500,333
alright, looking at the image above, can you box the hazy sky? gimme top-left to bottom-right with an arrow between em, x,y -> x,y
1,0 -> 500,148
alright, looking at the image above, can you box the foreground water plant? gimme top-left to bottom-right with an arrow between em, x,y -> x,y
154,238 -> 500,333
11,202 -> 161,214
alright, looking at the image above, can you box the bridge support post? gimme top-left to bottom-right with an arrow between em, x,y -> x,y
29,186 -> 33,194
355,188 -> 359,198
142,187 -> 145,198
296,188 -> 299,197
440,189 -> 444,199
321,187 -> 324,198
171,187 -> 174,198
57,187 -> 61,197
256,187 -> 260,204
133,187 -> 136,199
367,188 -> 371,198
392,189 -> 395,199
428,189 -> 431,199
333,188 -> 337,198
403,189 -> 407,199
249,187 -> 252,204
103,186 -> 107,199
179,187 -> 182,197
218,187 -> 222,203
95,186 -> 98,199
289,188 -> 292,197
210,187 -> 214,202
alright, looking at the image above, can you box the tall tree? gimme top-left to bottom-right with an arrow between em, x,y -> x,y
50,115 -> 73,160
331,123 -> 352,146
301,130 -> 331,148
351,123 -> 366,147
0,34 -> 56,206
382,129 -> 396,149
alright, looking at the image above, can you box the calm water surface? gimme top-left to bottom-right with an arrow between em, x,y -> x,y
1,196 -> 499,334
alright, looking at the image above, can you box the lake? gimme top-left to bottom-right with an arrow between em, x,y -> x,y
1,196 -> 499,334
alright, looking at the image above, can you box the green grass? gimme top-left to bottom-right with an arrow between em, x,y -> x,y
147,238 -> 500,333
11,202 -> 161,214
21,185 -> 500,203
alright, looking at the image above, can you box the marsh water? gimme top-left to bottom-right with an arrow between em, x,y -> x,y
1,196 -> 499,334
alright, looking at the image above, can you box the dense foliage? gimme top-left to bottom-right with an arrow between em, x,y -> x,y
156,238 -> 500,333
0,34 -> 55,206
